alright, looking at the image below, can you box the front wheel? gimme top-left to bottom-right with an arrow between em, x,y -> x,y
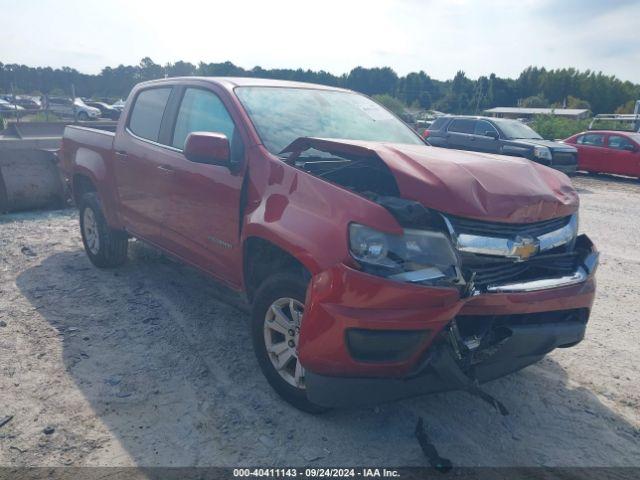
79,192 -> 128,268
251,273 -> 327,413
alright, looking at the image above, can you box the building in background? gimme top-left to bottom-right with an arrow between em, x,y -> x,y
484,107 -> 590,120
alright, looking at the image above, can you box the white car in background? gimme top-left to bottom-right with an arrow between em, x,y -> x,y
48,97 -> 101,120
111,99 -> 126,112
0,98 -> 25,112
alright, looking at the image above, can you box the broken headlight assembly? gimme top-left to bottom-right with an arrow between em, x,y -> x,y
348,223 -> 460,285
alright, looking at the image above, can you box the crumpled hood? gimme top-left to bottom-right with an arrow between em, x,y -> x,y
513,138 -> 577,152
282,137 -> 579,223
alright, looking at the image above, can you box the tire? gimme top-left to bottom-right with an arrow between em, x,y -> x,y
251,272 -> 327,413
79,192 -> 128,268
77,111 -> 89,121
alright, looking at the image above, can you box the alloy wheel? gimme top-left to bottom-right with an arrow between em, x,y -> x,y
83,207 -> 100,255
263,297 -> 305,389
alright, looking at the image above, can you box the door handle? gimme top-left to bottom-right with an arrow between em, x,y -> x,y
115,150 -> 127,156
157,165 -> 174,174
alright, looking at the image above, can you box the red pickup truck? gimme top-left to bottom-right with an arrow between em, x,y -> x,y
60,77 -> 598,412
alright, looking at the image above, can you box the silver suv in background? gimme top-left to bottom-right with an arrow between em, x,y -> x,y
47,97 -> 101,120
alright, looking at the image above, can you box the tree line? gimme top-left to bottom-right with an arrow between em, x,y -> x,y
1,57 -> 638,114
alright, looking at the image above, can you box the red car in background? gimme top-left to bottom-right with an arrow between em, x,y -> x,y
564,130 -> 640,179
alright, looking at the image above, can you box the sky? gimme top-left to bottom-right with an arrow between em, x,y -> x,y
1,0 -> 639,82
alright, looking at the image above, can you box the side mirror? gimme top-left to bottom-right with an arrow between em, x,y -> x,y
485,130 -> 499,139
622,144 -> 637,152
184,132 -> 230,166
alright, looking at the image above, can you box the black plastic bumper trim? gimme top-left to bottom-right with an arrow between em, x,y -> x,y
305,320 -> 586,408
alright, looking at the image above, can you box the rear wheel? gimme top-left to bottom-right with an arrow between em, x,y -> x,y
251,273 -> 327,413
79,192 -> 128,268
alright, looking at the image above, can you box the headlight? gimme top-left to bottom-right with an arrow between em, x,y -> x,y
533,146 -> 552,161
349,223 -> 460,285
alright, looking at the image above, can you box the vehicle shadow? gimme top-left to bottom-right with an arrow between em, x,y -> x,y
15,246 -> 640,467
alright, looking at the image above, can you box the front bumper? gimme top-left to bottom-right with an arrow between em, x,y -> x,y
552,164 -> 578,175
299,235 -> 597,407
306,311 -> 587,407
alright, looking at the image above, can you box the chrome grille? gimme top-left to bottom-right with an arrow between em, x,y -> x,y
552,152 -> 577,166
445,214 -> 578,291
463,251 -> 579,289
448,215 -> 570,238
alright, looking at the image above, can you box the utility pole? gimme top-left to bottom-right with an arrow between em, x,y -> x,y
71,84 -> 77,122
11,83 -> 18,123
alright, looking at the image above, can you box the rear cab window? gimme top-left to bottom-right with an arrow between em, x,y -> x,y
448,118 -> 475,134
127,87 -> 172,142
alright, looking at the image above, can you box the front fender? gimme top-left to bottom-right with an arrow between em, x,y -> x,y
241,150 -> 402,277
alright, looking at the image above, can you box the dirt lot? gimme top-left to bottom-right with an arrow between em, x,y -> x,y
1,173 -> 639,468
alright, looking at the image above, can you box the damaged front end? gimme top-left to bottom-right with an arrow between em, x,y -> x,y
281,136 -> 596,297
282,137 -> 597,407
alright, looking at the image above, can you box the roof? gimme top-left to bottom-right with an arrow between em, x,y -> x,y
484,107 -> 590,116
579,130 -> 640,139
433,115 -> 501,121
137,76 -> 349,92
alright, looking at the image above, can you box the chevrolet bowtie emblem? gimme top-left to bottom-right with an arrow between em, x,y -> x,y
509,236 -> 539,261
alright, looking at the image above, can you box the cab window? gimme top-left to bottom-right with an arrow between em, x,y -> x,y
448,118 -> 475,134
474,120 -> 498,136
128,87 -> 172,142
429,117 -> 448,131
608,135 -> 636,151
172,88 -> 236,148
576,133 -> 605,146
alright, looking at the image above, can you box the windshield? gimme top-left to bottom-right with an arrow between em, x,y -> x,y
235,87 -> 423,154
494,119 -> 542,140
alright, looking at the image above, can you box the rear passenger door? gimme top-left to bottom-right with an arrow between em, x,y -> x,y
113,86 -> 173,244
445,118 -> 476,150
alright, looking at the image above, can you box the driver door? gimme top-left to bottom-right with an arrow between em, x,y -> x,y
606,134 -> 640,176
471,119 -> 500,153
158,86 -> 246,286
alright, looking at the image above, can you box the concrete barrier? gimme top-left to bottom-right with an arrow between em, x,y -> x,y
0,120 -> 116,213
0,149 -> 65,213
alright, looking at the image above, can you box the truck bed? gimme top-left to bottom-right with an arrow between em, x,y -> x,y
63,124 -> 116,150
59,125 -> 116,193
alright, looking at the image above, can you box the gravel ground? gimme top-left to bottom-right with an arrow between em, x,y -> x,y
0,173 -> 639,468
